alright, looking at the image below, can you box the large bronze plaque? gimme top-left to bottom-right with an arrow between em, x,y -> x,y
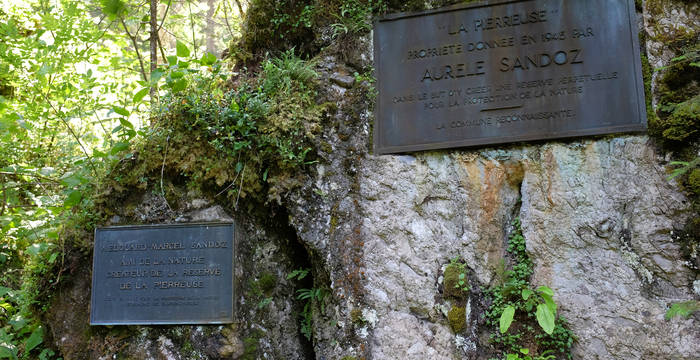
373,0 -> 646,154
90,223 -> 234,325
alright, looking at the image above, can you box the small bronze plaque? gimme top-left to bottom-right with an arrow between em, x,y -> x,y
374,0 -> 646,154
90,223 -> 234,325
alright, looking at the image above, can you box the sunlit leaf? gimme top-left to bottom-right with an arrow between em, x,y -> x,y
200,52 -> 217,66
536,304 -> 555,334
112,106 -> 129,117
119,118 -> 134,129
133,87 -> 149,103
499,305 -> 515,334
151,69 -> 164,83
166,56 -> 178,66
170,79 -> 187,92
176,40 -> 190,58
100,0 -> 126,18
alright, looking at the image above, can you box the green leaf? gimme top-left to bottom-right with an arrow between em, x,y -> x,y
101,0 -> 126,18
536,286 -> 554,296
110,141 -> 129,154
112,106 -> 129,117
536,303 -> 555,335
540,293 -> 557,314
133,87 -> 149,103
119,118 -> 134,129
151,69 -> 164,83
665,300 -> 700,320
170,71 -> 185,79
519,348 -> 530,355
166,56 -> 178,66
499,305 -> 515,334
9,315 -> 28,331
64,190 -> 82,207
38,349 -> 55,360
24,327 -> 43,353
200,52 -> 217,66
0,286 -> 10,298
0,345 -> 18,360
25,243 -> 48,257
176,40 -> 190,58
170,79 -> 187,92
521,289 -> 533,300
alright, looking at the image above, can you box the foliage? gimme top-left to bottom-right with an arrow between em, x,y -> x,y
501,348 -> 555,360
287,268 -> 328,341
0,1 -> 247,357
330,0 -> 386,37
110,48 -> 321,207
665,300 -> 700,320
485,218 -> 575,359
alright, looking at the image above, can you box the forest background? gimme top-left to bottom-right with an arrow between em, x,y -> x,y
1,0 -> 241,357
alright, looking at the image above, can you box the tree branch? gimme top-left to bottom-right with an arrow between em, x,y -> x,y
120,17 -> 148,82
157,0 -> 170,33
150,0 -> 158,108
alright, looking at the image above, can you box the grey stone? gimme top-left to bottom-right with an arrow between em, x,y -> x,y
330,72 -> 355,88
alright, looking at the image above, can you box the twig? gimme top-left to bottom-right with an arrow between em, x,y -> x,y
0,171 -> 60,183
235,161 -> 246,208
120,17 -> 149,82
216,153 -> 242,197
221,0 -> 235,39
41,94 -> 98,177
157,33 -> 167,66
157,0 -> 170,33
160,135 -> 172,211
188,1 -> 198,58
234,0 -> 244,16
0,175 -> 5,216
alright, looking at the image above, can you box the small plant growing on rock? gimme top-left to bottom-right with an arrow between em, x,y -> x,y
287,268 -> 328,340
444,257 -> 470,298
485,218 -> 575,359
665,300 -> 700,320
503,348 -> 555,360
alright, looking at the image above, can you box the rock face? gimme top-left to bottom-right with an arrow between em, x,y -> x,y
47,1 -> 699,359
282,3 -> 700,360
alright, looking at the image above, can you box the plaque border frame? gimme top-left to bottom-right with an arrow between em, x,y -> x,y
372,0 -> 647,155
90,222 -> 236,325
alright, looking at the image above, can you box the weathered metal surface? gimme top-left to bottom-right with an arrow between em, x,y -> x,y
373,0 -> 646,154
90,223 -> 235,325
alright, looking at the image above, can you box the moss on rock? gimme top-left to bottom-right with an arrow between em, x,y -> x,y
661,96 -> 700,142
448,305 -> 466,333
443,261 -> 468,299
687,168 -> 700,195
